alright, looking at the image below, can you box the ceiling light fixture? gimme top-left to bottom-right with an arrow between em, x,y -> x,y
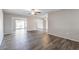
26,9 -> 41,15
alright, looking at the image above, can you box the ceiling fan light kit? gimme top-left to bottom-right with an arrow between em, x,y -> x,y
32,9 -> 41,15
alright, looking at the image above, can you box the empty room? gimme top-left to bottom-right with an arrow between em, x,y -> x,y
0,9 -> 79,50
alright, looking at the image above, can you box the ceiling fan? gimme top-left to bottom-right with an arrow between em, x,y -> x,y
27,9 -> 41,15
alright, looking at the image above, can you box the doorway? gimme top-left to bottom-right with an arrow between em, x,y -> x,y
36,19 -> 43,31
36,16 -> 48,32
15,18 -> 27,34
12,17 -> 27,37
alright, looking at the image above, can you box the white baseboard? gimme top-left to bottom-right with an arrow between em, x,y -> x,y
4,33 -> 13,35
27,29 -> 37,31
48,32 -> 79,42
0,35 -> 3,46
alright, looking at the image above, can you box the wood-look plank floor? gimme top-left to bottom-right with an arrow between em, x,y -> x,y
0,29 -> 79,50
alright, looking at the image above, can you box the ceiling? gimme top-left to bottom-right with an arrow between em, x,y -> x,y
3,9 -> 60,17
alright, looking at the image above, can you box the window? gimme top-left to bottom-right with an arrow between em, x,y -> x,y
16,20 -> 24,29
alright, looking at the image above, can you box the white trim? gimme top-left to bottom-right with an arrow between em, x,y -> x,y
0,36 -> 3,45
4,32 -> 14,35
48,32 -> 79,42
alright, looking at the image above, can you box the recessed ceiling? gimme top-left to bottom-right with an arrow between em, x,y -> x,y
3,9 -> 60,17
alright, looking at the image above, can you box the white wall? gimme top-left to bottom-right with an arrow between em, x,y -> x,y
27,15 -> 47,31
43,15 -> 48,32
0,9 -> 3,45
3,13 -> 26,34
4,13 -> 13,34
27,16 -> 37,31
48,10 -> 79,42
